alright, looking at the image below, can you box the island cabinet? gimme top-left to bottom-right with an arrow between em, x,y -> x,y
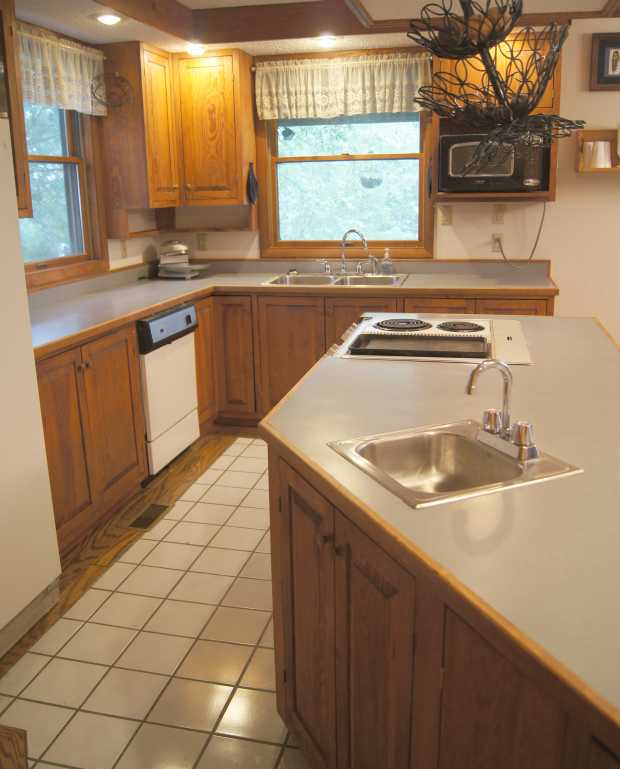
257,296 -> 326,413
272,460 -> 416,769
176,49 -> 255,206
195,297 -> 217,427
475,297 -> 550,316
403,297 -> 476,315
213,295 -> 258,420
325,297 -> 399,347
587,743 -> 620,769
36,326 -> 147,554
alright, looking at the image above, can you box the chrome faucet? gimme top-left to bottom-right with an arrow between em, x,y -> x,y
340,229 -> 368,274
466,359 -> 540,461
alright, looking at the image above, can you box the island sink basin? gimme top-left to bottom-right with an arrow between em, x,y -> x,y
329,420 -> 582,508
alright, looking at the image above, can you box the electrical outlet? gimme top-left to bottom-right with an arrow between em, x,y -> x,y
196,232 -> 208,251
492,204 -> 505,224
491,233 -> 503,253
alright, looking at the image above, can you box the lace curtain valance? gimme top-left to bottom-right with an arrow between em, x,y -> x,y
255,52 -> 431,120
17,22 -> 107,116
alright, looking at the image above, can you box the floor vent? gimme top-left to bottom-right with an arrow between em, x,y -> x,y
130,503 -> 168,529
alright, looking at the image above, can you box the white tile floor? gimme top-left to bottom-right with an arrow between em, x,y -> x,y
0,438 -> 311,769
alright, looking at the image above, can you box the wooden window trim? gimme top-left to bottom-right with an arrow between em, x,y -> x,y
24,112 -> 108,292
256,111 -> 434,260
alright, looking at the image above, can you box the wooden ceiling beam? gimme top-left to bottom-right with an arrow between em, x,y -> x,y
601,0 -> 620,16
92,0 -> 193,41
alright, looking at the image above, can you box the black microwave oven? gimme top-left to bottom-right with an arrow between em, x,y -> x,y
438,134 -> 550,193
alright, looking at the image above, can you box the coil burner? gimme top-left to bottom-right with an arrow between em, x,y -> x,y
374,318 -> 433,332
436,321 -> 486,333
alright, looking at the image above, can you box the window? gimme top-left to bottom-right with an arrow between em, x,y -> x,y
19,103 -> 105,289
258,112 -> 432,258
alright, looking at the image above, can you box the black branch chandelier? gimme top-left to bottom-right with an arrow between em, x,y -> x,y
408,0 -> 585,172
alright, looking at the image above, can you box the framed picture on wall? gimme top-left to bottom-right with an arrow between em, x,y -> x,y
590,33 -> 620,90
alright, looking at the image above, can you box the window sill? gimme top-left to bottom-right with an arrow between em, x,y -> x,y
260,243 -> 433,260
26,259 -> 108,292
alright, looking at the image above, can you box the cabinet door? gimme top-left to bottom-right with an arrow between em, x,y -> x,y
0,0 -> 31,216
214,296 -> 256,417
476,297 -> 550,316
81,327 -> 147,510
325,297 -> 399,347
178,54 -> 239,203
334,513 -> 416,769
588,742 -> 620,769
439,611 -> 566,769
257,296 -> 325,413
36,348 -> 98,551
195,298 -> 217,425
141,46 -> 180,206
275,462 -> 337,769
403,297 -> 476,315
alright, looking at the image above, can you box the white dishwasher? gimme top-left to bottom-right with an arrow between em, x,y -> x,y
137,303 -> 200,475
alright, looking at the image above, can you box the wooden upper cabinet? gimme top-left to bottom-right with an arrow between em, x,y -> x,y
334,513 -> 416,769
325,297 -> 399,347
195,297 -> 217,425
36,348 -> 97,544
80,327 -> 147,510
176,49 -> 256,206
100,42 -> 180,237
0,0 -> 32,217
214,295 -> 257,418
275,462 -> 337,769
257,296 -> 325,414
439,611 -> 566,769
141,46 -> 181,206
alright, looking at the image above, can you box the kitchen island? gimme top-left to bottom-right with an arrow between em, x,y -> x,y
259,315 -> 620,769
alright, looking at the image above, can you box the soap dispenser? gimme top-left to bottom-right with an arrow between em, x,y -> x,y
381,247 -> 395,275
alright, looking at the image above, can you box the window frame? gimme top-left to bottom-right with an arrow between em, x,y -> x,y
22,108 -> 108,292
256,110 -> 434,260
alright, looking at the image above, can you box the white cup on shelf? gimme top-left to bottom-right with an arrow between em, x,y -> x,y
590,140 -> 612,169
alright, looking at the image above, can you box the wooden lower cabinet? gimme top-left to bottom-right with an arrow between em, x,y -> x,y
37,326 -> 147,553
213,295 -> 257,419
257,296 -> 325,413
588,742 -> 620,769
475,297 -> 550,315
195,298 -> 217,426
274,461 -> 415,769
403,297 -> 476,315
325,297 -> 399,347
438,611 -> 566,769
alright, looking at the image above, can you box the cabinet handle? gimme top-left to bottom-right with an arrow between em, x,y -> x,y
334,544 -> 347,557
318,533 -> 334,547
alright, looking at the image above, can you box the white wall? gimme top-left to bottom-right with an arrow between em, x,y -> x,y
0,121 -> 61,630
436,18 -> 620,340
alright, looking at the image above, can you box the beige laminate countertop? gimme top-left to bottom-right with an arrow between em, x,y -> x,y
260,316 -> 620,719
29,265 -> 557,355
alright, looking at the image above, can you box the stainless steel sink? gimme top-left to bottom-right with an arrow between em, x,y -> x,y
264,274 -> 339,286
329,420 -> 581,508
333,274 -> 407,287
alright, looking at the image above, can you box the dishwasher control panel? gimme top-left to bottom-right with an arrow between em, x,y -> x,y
137,303 -> 198,354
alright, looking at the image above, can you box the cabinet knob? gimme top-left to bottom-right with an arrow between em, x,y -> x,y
185,183 -> 194,191
317,533 -> 334,547
334,544 -> 347,557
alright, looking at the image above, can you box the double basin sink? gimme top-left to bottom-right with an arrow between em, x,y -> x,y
264,273 -> 407,287
330,420 -> 581,508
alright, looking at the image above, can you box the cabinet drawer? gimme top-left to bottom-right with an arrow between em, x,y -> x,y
403,297 -> 476,315
475,298 -> 550,316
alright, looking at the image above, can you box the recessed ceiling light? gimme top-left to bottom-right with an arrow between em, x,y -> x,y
186,42 -> 206,56
96,13 -> 122,26
318,35 -> 337,49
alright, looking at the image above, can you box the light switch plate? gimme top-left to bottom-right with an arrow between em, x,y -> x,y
196,232 -> 208,251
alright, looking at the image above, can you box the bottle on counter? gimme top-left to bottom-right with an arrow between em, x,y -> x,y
380,247 -> 395,275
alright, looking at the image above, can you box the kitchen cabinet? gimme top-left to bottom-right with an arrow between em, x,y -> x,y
214,295 -> 257,419
274,462 -> 337,769
37,326 -> 147,553
439,610 -> 566,769
0,0 -> 31,216
334,513 -> 416,769
176,49 -> 256,206
475,297 -> 550,315
100,42 -> 181,237
587,743 -> 620,769
403,297 -> 476,315
274,461 -> 416,769
325,297 -> 399,347
195,297 -> 217,427
257,296 -> 325,413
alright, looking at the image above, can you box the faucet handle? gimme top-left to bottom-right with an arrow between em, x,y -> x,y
316,259 -> 331,274
510,421 -> 536,447
482,408 -> 503,435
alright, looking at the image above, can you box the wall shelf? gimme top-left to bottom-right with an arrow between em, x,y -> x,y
576,129 -> 620,174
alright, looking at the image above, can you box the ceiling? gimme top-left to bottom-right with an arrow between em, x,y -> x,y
362,0 -> 605,20
181,0 -> 319,7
